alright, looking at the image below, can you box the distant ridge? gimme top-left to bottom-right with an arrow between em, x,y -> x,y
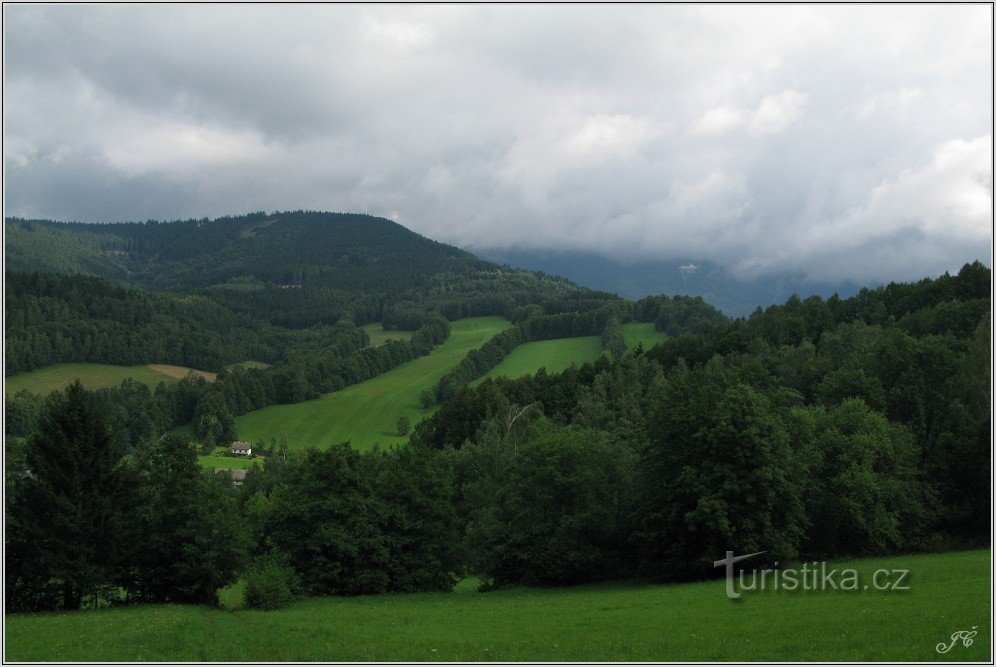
476,247 -> 865,317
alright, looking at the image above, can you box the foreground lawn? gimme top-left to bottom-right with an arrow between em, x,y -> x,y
5,363 -> 185,395
5,549 -> 988,662
478,323 -> 669,383
234,317 -> 511,451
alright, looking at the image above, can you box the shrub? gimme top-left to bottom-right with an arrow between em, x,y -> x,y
243,555 -> 297,610
397,415 -> 411,436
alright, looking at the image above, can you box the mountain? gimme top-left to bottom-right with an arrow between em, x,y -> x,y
6,211 -> 491,291
5,211 -> 603,329
476,248 -> 864,317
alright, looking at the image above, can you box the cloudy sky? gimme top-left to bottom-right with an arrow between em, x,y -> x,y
4,5 -> 992,283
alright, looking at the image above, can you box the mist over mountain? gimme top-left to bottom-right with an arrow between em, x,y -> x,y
478,248 -> 865,317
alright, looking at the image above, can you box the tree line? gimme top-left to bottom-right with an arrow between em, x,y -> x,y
5,262 -> 989,612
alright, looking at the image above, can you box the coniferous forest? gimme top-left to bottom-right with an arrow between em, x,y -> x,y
3,213 -> 991,616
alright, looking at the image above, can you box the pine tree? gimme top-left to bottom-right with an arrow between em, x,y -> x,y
6,382 -> 135,610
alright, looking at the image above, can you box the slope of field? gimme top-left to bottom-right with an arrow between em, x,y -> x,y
5,363 -> 186,395
361,323 -> 413,347
5,549 -> 988,662
146,364 -> 217,382
478,323 -> 669,384
234,317 -> 510,451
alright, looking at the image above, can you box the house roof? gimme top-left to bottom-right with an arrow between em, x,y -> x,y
214,468 -> 249,481
229,441 -> 253,449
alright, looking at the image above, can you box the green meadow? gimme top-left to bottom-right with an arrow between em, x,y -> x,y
197,455 -> 263,470
5,363 -> 182,396
234,317 -> 511,451
479,322 -> 669,383
479,336 -> 604,382
5,549 -> 988,662
621,321 -> 669,350
361,322 -> 414,347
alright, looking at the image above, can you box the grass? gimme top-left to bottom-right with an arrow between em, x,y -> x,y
478,336 -> 604,383
621,321 -> 669,351
5,549 -> 989,662
477,323 -> 669,384
234,317 -> 511,451
146,364 -> 217,382
197,455 -> 262,470
361,323 -> 414,347
5,363 -> 184,396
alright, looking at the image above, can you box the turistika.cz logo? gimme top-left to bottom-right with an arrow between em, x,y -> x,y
713,551 -> 911,600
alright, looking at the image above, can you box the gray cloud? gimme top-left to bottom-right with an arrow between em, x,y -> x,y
4,4 -> 992,283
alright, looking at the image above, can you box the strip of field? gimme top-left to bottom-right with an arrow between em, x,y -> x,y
5,363 -> 182,396
147,364 -> 217,382
478,336 -> 604,383
4,549 -> 988,662
477,323 -> 669,384
361,323 -> 413,347
234,317 -> 511,451
198,455 -> 262,470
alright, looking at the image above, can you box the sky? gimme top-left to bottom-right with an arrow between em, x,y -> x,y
4,4 -> 992,283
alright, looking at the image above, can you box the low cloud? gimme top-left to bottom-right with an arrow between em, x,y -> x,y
3,5 -> 992,284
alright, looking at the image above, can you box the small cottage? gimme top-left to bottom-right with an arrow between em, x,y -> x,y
213,468 -> 248,485
229,441 -> 253,457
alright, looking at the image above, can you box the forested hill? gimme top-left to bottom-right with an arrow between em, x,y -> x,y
5,211 -> 604,328
8,211 -> 499,290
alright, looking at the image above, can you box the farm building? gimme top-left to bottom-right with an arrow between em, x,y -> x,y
213,468 -> 248,485
229,441 -> 253,457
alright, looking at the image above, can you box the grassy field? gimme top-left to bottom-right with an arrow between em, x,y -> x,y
478,322 -> 669,383
197,455 -> 262,470
147,364 -> 217,382
621,321 -> 669,350
234,317 -> 511,451
478,336 -> 604,383
361,323 -> 414,347
5,549 -> 989,662
4,363 -> 189,396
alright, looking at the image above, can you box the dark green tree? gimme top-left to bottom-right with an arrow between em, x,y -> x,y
127,434 -> 247,603
6,382 -> 136,611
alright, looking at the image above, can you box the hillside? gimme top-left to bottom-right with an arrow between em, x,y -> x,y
6,212 -> 600,329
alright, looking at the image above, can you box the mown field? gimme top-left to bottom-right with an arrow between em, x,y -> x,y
5,549 -> 988,662
478,322 -> 669,383
4,363 -> 199,396
234,317 -> 511,451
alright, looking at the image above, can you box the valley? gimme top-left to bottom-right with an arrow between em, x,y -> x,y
234,316 -> 511,451
4,212 -> 990,665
